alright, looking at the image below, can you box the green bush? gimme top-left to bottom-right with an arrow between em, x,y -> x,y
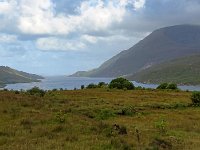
27,87 -> 46,97
96,109 -> 115,120
86,83 -> 98,89
157,83 -> 178,90
155,118 -> 167,135
167,83 -> 178,90
98,82 -> 107,87
118,106 -> 137,116
157,83 -> 168,89
81,85 -> 85,89
109,77 -> 135,90
191,92 -> 200,106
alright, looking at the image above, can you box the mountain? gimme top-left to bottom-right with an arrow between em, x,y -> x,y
126,55 -> 200,85
71,24 -> 200,77
0,66 -> 44,88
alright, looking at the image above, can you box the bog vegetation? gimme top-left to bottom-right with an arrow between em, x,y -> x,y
0,78 -> 200,150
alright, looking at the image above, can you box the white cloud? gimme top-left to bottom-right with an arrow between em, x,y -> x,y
0,34 -> 17,43
17,0 -> 128,35
0,0 -> 16,15
133,0 -> 146,10
81,35 -> 98,43
0,0 -> 146,35
36,37 -> 86,51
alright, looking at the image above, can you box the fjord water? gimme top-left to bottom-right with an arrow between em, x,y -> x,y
5,76 -> 113,90
5,76 -> 200,91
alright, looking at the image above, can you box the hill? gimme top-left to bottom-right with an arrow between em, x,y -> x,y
0,66 -> 44,88
127,55 -> 200,85
71,25 -> 200,77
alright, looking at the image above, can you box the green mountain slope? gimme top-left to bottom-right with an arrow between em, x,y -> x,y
127,55 -> 200,85
71,24 -> 200,77
0,66 -> 44,88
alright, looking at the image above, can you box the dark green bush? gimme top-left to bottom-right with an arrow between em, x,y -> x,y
15,91 -> 20,94
27,87 -> 45,97
87,83 -> 98,89
98,82 -> 107,87
81,85 -> 85,89
157,83 -> 178,90
157,83 -> 168,89
191,92 -> 200,106
167,83 -> 178,90
109,77 -> 135,90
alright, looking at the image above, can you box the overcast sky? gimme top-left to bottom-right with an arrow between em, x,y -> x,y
0,0 -> 200,75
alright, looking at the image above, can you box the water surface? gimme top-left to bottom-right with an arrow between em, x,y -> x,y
4,76 -> 200,91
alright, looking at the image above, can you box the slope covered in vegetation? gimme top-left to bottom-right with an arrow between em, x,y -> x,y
128,55 -> 200,85
0,66 -> 43,88
0,88 -> 200,149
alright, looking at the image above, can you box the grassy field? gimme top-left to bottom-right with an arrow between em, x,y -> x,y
0,88 -> 200,150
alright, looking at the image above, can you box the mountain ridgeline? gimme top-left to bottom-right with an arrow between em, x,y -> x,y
71,25 -> 200,84
0,66 -> 44,88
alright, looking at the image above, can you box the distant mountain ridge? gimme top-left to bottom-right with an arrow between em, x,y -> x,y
71,24 -> 200,78
0,66 -> 44,88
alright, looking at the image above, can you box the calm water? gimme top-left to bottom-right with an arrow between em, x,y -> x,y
4,76 -> 200,91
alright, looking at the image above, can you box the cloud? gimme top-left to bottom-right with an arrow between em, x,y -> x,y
0,0 -> 16,15
0,0 -> 148,53
81,35 -> 98,44
0,34 -> 17,43
133,0 -> 146,10
0,0 -> 146,35
18,0 -> 127,35
36,37 -> 86,51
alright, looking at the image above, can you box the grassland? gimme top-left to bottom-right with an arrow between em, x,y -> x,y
0,88 -> 200,150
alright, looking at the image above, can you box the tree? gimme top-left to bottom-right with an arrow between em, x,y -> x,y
109,77 -> 135,90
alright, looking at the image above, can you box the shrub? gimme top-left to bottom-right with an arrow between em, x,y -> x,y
55,111 -> 66,123
27,87 -> 45,97
157,83 -> 178,90
118,106 -> 137,116
96,109 -> 115,120
81,85 -> 85,89
86,83 -> 98,89
167,83 -> 178,90
109,77 -> 135,90
15,91 -> 20,94
155,118 -> 167,135
157,83 -> 168,89
98,82 -> 107,87
191,92 -> 200,106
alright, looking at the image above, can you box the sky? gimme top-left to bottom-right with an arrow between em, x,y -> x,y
0,0 -> 200,76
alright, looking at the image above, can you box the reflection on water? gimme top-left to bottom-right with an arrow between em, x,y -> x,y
4,76 -> 200,91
